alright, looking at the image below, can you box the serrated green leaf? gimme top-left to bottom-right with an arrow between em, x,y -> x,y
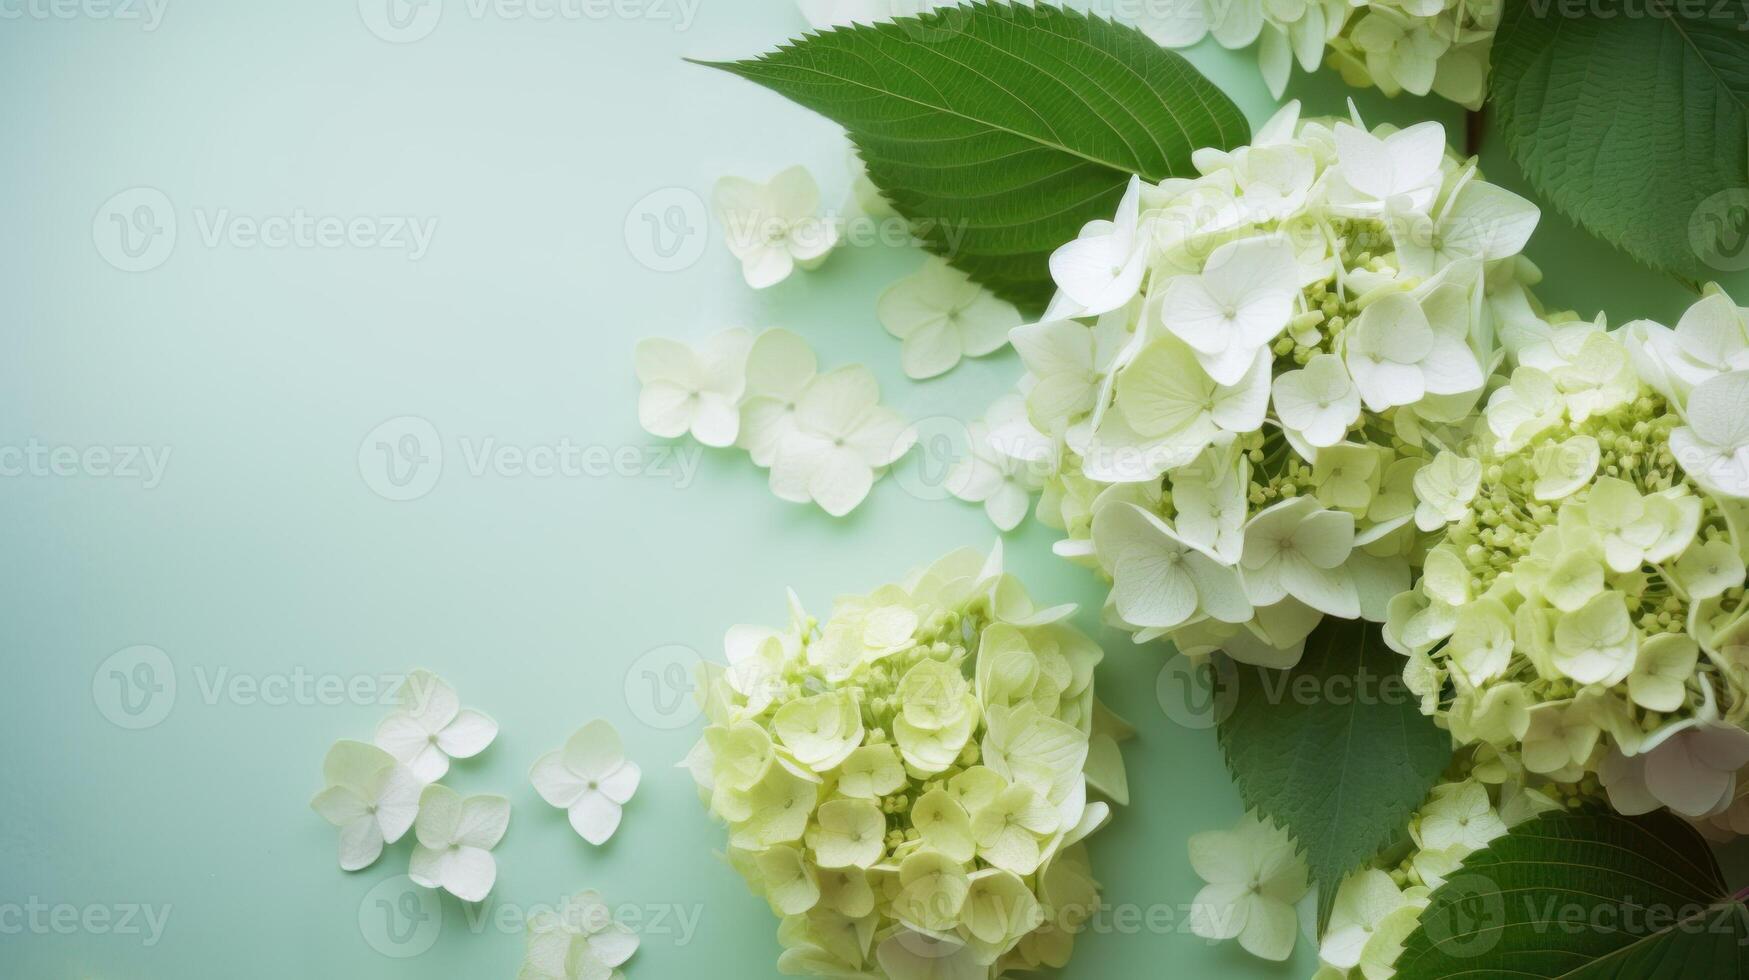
1216,617 -> 1452,932
1395,808 -> 1749,979
1491,0 -> 1749,277
694,1 -> 1248,312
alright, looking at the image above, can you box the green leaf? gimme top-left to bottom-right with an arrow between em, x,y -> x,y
1395,808 -> 1749,978
694,1 -> 1249,312
1215,617 -> 1452,932
1491,0 -> 1749,277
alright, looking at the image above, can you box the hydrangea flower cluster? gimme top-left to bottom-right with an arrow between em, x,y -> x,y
1004,102 -> 1542,667
1139,0 -> 1498,108
1389,297 -> 1749,826
635,327 -> 916,516
684,544 -> 1131,979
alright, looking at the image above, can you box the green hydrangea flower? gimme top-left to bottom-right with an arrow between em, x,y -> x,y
686,545 -> 1131,978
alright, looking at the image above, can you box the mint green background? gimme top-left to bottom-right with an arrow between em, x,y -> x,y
4,3 -> 1747,978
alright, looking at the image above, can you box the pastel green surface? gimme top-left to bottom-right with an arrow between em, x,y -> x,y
3,3 -> 1747,979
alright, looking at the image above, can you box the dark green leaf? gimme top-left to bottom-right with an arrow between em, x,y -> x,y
1216,617 -> 1452,932
1396,808 -> 1749,979
694,1 -> 1249,311
1491,0 -> 1749,277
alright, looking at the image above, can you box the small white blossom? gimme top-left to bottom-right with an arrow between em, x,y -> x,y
714,166 -> 839,289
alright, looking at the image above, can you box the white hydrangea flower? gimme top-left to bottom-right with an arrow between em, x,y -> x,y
1624,292 -> 1749,405
1327,121 -> 1445,217
518,890 -> 640,980
1047,175 -> 1149,318
310,740 -> 422,871
1551,591 -> 1638,685
947,395 -> 1051,532
1272,353 -> 1361,448
1319,868 -> 1414,972
408,784 -> 510,902
1412,450 -> 1479,531
1159,234 -> 1299,385
1094,501 -> 1252,631
1113,333 -> 1270,455
634,329 -> 753,448
768,365 -> 915,516
878,256 -> 1019,379
1240,496 -> 1360,618
374,669 -> 499,784
1185,813 -> 1309,961
1485,366 -> 1563,453
1394,173 -> 1540,277
1414,780 -> 1506,853
1671,370 -> 1749,499
1349,7 -> 1449,97
713,166 -> 839,289
738,328 -> 817,467
1343,291 -> 1484,413
530,720 -> 642,846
